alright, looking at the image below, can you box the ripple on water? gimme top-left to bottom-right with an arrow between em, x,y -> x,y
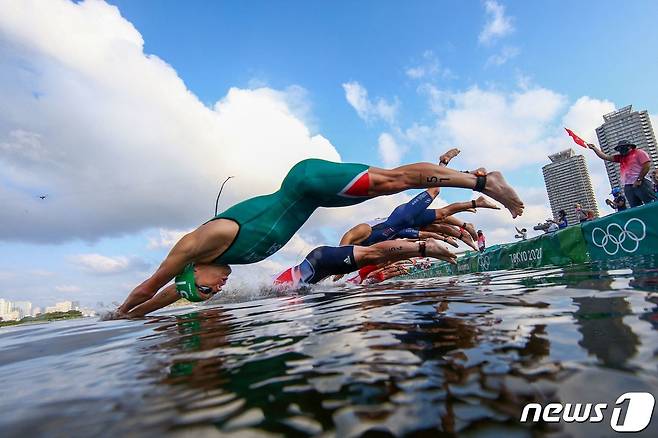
1,260 -> 658,436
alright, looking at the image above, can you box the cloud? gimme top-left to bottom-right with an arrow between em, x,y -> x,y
54,285 -> 81,293
377,133 -> 405,167
342,81 -> 398,124
0,0 -> 340,244
147,228 -> 192,250
415,85 -> 568,170
485,46 -> 520,67
405,50 -> 454,80
0,271 -> 16,280
70,253 -> 149,274
479,0 -> 514,45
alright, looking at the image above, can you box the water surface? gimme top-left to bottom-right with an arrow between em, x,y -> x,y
1,261 -> 657,437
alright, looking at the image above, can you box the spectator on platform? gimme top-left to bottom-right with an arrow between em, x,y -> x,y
575,203 -> 588,223
605,187 -> 627,212
477,230 -> 486,252
588,140 -> 656,207
557,210 -> 568,229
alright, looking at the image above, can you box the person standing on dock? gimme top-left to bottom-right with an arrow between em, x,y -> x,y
605,187 -> 627,212
557,210 -> 568,229
477,230 -> 486,251
588,140 -> 656,208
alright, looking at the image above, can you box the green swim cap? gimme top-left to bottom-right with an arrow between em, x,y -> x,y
175,264 -> 205,302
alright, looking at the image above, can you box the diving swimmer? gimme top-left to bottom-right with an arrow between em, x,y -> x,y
273,238 -> 456,288
116,156 -> 524,317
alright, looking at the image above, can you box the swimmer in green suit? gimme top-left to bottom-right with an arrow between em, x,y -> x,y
116,156 -> 524,317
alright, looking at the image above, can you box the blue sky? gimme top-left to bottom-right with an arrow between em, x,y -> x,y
1,0 -> 657,309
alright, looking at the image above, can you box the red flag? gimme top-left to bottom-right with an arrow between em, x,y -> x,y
565,128 -> 587,148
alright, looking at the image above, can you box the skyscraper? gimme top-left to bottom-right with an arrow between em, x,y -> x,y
595,105 -> 658,190
542,148 -> 599,225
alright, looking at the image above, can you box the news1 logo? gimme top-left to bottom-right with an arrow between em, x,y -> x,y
520,392 -> 655,432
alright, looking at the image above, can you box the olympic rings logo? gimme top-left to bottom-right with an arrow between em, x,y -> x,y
479,255 -> 490,270
591,218 -> 646,256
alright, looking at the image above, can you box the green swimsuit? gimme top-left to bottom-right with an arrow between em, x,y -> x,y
209,158 -> 371,265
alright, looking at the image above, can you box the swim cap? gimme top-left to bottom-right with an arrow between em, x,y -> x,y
174,264 -> 205,302
611,187 -> 621,195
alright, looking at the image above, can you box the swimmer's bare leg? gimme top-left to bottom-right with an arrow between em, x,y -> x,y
427,148 -> 461,198
354,238 -> 457,266
367,164 -> 524,218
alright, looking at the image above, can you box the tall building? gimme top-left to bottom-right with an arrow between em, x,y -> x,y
543,148 -> 599,225
12,301 -> 32,319
0,298 -> 11,316
595,105 -> 658,189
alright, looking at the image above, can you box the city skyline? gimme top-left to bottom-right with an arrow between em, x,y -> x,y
1,1 -> 658,306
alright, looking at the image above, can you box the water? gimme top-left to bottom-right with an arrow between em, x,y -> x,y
1,261 -> 658,437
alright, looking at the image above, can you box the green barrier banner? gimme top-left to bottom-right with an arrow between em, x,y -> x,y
403,203 -> 658,280
490,225 -> 589,271
582,202 -> 658,261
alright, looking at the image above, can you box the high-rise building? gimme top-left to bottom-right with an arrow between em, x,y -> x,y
542,148 -> 599,225
595,105 -> 658,190
12,301 -> 32,319
0,298 -> 11,316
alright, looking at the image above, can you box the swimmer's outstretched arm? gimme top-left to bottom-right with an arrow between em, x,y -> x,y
338,223 -> 372,246
118,234 -> 198,314
118,220 -> 238,315
122,284 -> 180,318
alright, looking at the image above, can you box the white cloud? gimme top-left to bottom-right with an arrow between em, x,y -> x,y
70,253 -> 149,274
418,84 -> 451,115
422,85 -> 567,170
485,46 -> 520,67
27,270 -> 56,277
479,0 -> 514,45
405,50 -> 454,80
377,133 -> 405,167
147,228 -> 192,250
342,81 -> 398,124
0,271 -> 16,280
55,285 -> 81,293
0,0 -> 340,244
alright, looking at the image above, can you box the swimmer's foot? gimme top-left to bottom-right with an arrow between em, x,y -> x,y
474,195 -> 501,210
460,232 -> 479,251
462,222 -> 478,241
439,148 -> 461,166
425,238 -> 457,265
475,171 -> 524,218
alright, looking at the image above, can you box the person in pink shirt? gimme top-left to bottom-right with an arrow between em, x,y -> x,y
477,230 -> 486,252
588,140 -> 656,207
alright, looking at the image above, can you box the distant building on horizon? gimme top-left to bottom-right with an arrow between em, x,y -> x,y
543,148 -> 599,225
11,301 -> 32,319
595,105 -> 658,190
44,300 -> 80,314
